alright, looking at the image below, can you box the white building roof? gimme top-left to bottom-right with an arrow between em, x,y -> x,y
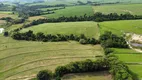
0,28 -> 4,34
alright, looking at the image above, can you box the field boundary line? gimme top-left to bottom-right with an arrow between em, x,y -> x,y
126,62 -> 142,65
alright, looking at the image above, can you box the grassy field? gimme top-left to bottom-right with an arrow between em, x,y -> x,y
112,48 -> 142,79
28,16 -> 45,21
128,65 -> 142,78
62,71 -> 112,80
0,20 -> 6,25
27,0 -> 142,6
42,5 -> 94,19
28,1 -> 74,6
0,11 -> 18,19
112,48 -> 142,62
99,20 -> 142,36
93,4 -> 142,15
0,35 -> 104,80
21,21 -> 100,39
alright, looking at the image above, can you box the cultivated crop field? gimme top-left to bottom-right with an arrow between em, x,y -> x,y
0,35 -> 104,80
93,4 -> 142,15
21,21 -> 100,39
99,20 -> 142,36
42,5 -> 94,19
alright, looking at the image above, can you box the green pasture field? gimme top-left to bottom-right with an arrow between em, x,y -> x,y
62,71 -> 112,80
128,65 -> 142,78
112,48 -> 142,62
0,35 -> 104,80
99,20 -> 142,36
93,4 -> 142,15
42,5 -> 94,19
112,48 -> 142,79
0,11 -> 18,19
21,21 -> 100,39
0,11 -> 12,14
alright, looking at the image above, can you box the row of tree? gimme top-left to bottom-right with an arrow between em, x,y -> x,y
106,54 -> 136,80
0,17 -> 25,24
36,54 -> 135,80
22,12 -> 142,28
12,4 -> 66,18
11,30 -> 99,45
77,0 -> 120,6
99,31 -> 128,48
11,30 -> 128,48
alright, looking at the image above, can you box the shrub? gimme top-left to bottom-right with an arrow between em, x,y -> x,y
37,70 -> 52,80
55,66 -> 69,77
4,31 -> 9,37
104,48 -> 114,55
79,39 -> 87,44
100,31 -> 128,48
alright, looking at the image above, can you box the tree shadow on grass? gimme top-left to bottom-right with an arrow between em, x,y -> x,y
130,70 -> 139,80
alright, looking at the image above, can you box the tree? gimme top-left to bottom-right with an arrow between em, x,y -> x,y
37,70 -> 52,80
4,31 -> 9,37
12,6 -> 17,11
104,48 -> 113,55
36,32 -> 45,41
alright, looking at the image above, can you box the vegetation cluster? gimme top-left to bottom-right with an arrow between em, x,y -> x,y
13,4 -> 66,17
22,12 -> 142,28
36,54 -> 135,80
11,30 -> 99,45
99,31 -> 128,48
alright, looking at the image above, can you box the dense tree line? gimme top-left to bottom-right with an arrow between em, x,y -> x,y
11,30 -> 99,45
22,12 -> 142,28
106,54 -> 136,80
0,17 -> 25,24
0,3 -> 12,11
37,70 -> 52,80
13,4 -> 66,18
0,17 -> 13,21
36,54 -> 136,80
73,0 -> 121,6
99,31 -> 128,48
11,30 -> 128,48
54,59 -> 109,79
46,7 -> 65,12
27,4 -> 66,10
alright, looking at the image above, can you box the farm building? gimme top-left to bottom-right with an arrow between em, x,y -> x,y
0,28 -> 4,34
